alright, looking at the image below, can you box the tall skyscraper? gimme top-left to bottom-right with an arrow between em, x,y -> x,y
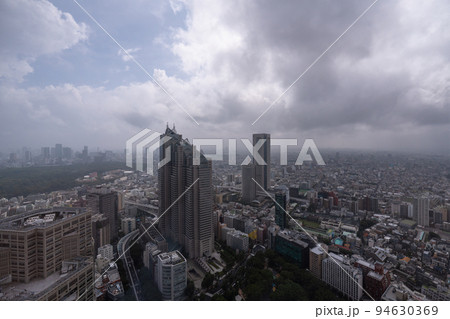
158,126 -> 213,259
241,164 -> 256,204
275,191 -> 288,229
87,188 -> 118,241
55,143 -> 63,160
41,147 -> 50,159
417,197 -> 430,227
82,146 -> 88,161
253,133 -> 271,190
63,147 -> 73,159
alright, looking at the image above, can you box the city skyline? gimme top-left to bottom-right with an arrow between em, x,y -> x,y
0,127 -> 449,302
0,0 -> 450,307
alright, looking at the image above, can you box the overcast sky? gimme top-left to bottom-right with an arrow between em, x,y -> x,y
0,0 -> 449,154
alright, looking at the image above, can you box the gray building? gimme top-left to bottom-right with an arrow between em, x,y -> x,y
242,164 -> 256,204
253,133 -> 270,190
417,197 -> 430,227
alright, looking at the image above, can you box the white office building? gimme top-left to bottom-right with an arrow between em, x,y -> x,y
322,253 -> 363,300
155,250 -> 187,300
98,244 -> 114,261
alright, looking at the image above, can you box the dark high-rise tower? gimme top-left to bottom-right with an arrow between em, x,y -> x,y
158,125 -> 213,259
275,191 -> 287,229
253,133 -> 270,190
241,164 -> 256,204
87,188 -> 118,242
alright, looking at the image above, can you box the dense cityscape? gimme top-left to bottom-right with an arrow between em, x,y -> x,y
0,127 -> 449,301
1,0 -> 450,313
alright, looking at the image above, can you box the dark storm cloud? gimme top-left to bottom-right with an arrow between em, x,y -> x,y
167,0 -> 449,151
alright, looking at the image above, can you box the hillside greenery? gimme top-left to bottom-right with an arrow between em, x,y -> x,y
0,161 -> 127,198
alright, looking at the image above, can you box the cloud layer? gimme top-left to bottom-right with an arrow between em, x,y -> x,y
1,0 -> 449,153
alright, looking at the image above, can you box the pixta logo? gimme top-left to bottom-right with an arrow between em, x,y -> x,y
126,129 -> 325,175
126,129 -> 171,175
192,138 -> 325,166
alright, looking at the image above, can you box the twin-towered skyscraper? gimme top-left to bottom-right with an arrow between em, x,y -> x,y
158,126 -> 213,259
157,128 -> 271,258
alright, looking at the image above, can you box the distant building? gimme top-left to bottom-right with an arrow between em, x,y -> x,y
226,229 -> 249,252
220,225 -> 233,242
361,197 -> 379,213
309,245 -> 327,279
322,253 -> 363,301
143,242 -> 160,274
87,188 -> 119,241
382,282 -> 428,301
275,231 -> 309,268
155,250 -> 187,300
91,214 -> 111,256
55,143 -> 63,160
354,259 -> 391,300
63,147 -> 72,159
275,191 -> 288,229
416,197 -> 430,227
400,202 -> 413,219
421,285 -> 450,301
98,244 -> 114,261
82,146 -> 88,161
242,164 -> 256,204
253,133 -> 271,190
391,201 -> 401,218
41,147 -> 50,159
121,217 -> 136,235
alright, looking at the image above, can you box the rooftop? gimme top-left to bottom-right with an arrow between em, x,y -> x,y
0,257 -> 92,301
0,207 -> 86,231
311,246 -> 325,255
158,250 -> 186,266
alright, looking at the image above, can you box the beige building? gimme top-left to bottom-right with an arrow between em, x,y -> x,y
309,245 -> 327,279
0,208 -> 94,300
0,258 -> 94,301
